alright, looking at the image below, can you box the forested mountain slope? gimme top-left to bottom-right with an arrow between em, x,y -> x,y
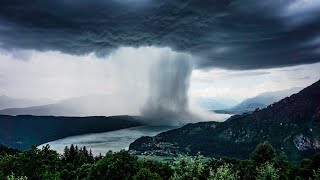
130,80 -> 320,160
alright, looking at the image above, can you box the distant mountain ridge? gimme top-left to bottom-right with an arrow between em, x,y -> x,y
0,95 -> 54,110
196,97 -> 238,110
215,87 -> 302,114
0,94 -> 140,116
129,80 -> 320,160
0,88 -> 300,116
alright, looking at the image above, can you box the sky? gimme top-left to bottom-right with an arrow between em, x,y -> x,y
0,0 -> 320,120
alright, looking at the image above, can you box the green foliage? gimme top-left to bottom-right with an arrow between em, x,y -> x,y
76,163 -> 92,180
0,145 -> 60,180
208,164 -> 239,180
0,145 -> 20,156
257,163 -> 279,180
291,158 -> 313,179
93,150 -> 140,180
274,152 -> 290,180
140,160 -> 173,180
313,168 -> 320,180
237,160 -> 257,180
6,173 -> 28,180
133,168 -> 162,180
1,142 -> 320,180
60,144 -> 95,180
170,153 -> 205,180
251,142 -> 275,166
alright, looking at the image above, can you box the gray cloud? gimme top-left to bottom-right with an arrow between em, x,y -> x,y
0,0 -> 320,69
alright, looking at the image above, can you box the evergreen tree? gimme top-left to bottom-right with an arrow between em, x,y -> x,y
63,146 -> 69,161
68,144 -> 76,164
88,149 -> 94,163
251,142 -> 275,166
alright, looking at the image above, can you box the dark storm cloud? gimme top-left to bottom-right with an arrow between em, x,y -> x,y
0,0 -> 320,69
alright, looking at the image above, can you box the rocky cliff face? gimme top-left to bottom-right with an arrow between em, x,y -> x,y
129,80 -> 320,160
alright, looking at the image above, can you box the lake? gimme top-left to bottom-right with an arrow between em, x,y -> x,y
38,126 -> 179,155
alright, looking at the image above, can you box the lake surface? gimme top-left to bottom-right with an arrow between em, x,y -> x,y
38,126 -> 179,155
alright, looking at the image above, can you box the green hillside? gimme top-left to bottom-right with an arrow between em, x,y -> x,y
130,80 -> 320,161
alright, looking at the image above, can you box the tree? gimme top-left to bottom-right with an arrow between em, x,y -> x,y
141,160 -> 173,180
63,146 -> 69,161
0,145 -> 20,156
170,153 -> 205,180
0,145 -> 61,180
274,152 -> 290,180
293,158 -> 313,179
77,163 -> 92,180
257,163 -> 279,180
251,142 -> 275,166
88,149 -> 94,164
133,168 -> 162,180
237,160 -> 256,180
209,164 -> 239,180
94,150 -> 140,180
68,144 -> 76,164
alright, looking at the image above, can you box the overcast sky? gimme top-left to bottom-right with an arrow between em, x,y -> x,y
0,0 -> 320,118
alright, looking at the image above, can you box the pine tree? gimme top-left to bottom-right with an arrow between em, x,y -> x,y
63,146 -> 69,161
68,144 -> 76,163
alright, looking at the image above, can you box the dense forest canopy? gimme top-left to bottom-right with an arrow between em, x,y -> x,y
0,142 -> 320,180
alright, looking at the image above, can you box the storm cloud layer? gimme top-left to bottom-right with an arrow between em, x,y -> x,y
1,0 -> 320,69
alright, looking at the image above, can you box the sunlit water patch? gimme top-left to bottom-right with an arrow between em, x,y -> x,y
38,126 -> 179,155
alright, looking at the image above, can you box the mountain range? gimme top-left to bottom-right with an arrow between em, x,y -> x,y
196,97 -> 238,110
0,94 -> 140,116
214,87 -> 302,114
0,87 -> 301,117
129,80 -> 320,161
